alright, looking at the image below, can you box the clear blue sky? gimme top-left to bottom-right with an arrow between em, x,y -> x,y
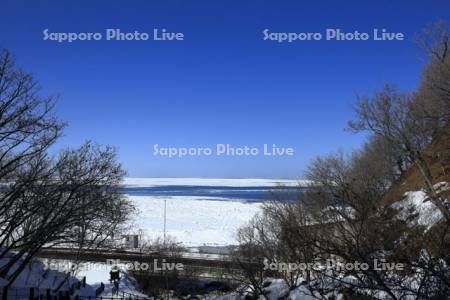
1,0 -> 448,178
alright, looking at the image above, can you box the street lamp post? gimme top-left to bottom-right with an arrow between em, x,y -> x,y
163,199 -> 167,246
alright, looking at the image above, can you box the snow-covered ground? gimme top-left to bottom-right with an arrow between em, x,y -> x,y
0,254 -> 95,297
76,263 -> 147,297
126,178 -> 300,246
207,279 -> 329,300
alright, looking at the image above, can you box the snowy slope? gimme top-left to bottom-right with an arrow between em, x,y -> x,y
0,252 -> 95,297
208,279 -> 330,300
76,262 -> 148,297
392,182 -> 449,230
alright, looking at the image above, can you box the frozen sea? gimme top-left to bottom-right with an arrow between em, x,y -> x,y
123,178 -> 304,247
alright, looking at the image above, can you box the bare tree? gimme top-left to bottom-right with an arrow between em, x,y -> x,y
0,49 -> 134,286
232,22 -> 450,300
348,85 -> 450,221
416,21 -> 450,124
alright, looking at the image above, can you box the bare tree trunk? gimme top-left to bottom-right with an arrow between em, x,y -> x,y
415,154 -> 450,221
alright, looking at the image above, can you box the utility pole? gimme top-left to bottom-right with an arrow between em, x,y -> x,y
163,199 -> 168,300
163,199 -> 167,246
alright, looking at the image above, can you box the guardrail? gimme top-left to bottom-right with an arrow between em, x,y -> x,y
35,247 -> 257,287
36,247 -> 249,269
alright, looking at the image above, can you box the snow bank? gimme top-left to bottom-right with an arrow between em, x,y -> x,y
0,252 -> 95,296
208,279 -> 329,300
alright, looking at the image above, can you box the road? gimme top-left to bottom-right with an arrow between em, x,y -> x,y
36,247 -> 252,281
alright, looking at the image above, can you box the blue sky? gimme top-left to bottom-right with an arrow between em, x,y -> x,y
0,0 -> 448,178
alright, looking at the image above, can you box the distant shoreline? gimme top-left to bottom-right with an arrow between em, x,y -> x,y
123,177 -> 309,188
